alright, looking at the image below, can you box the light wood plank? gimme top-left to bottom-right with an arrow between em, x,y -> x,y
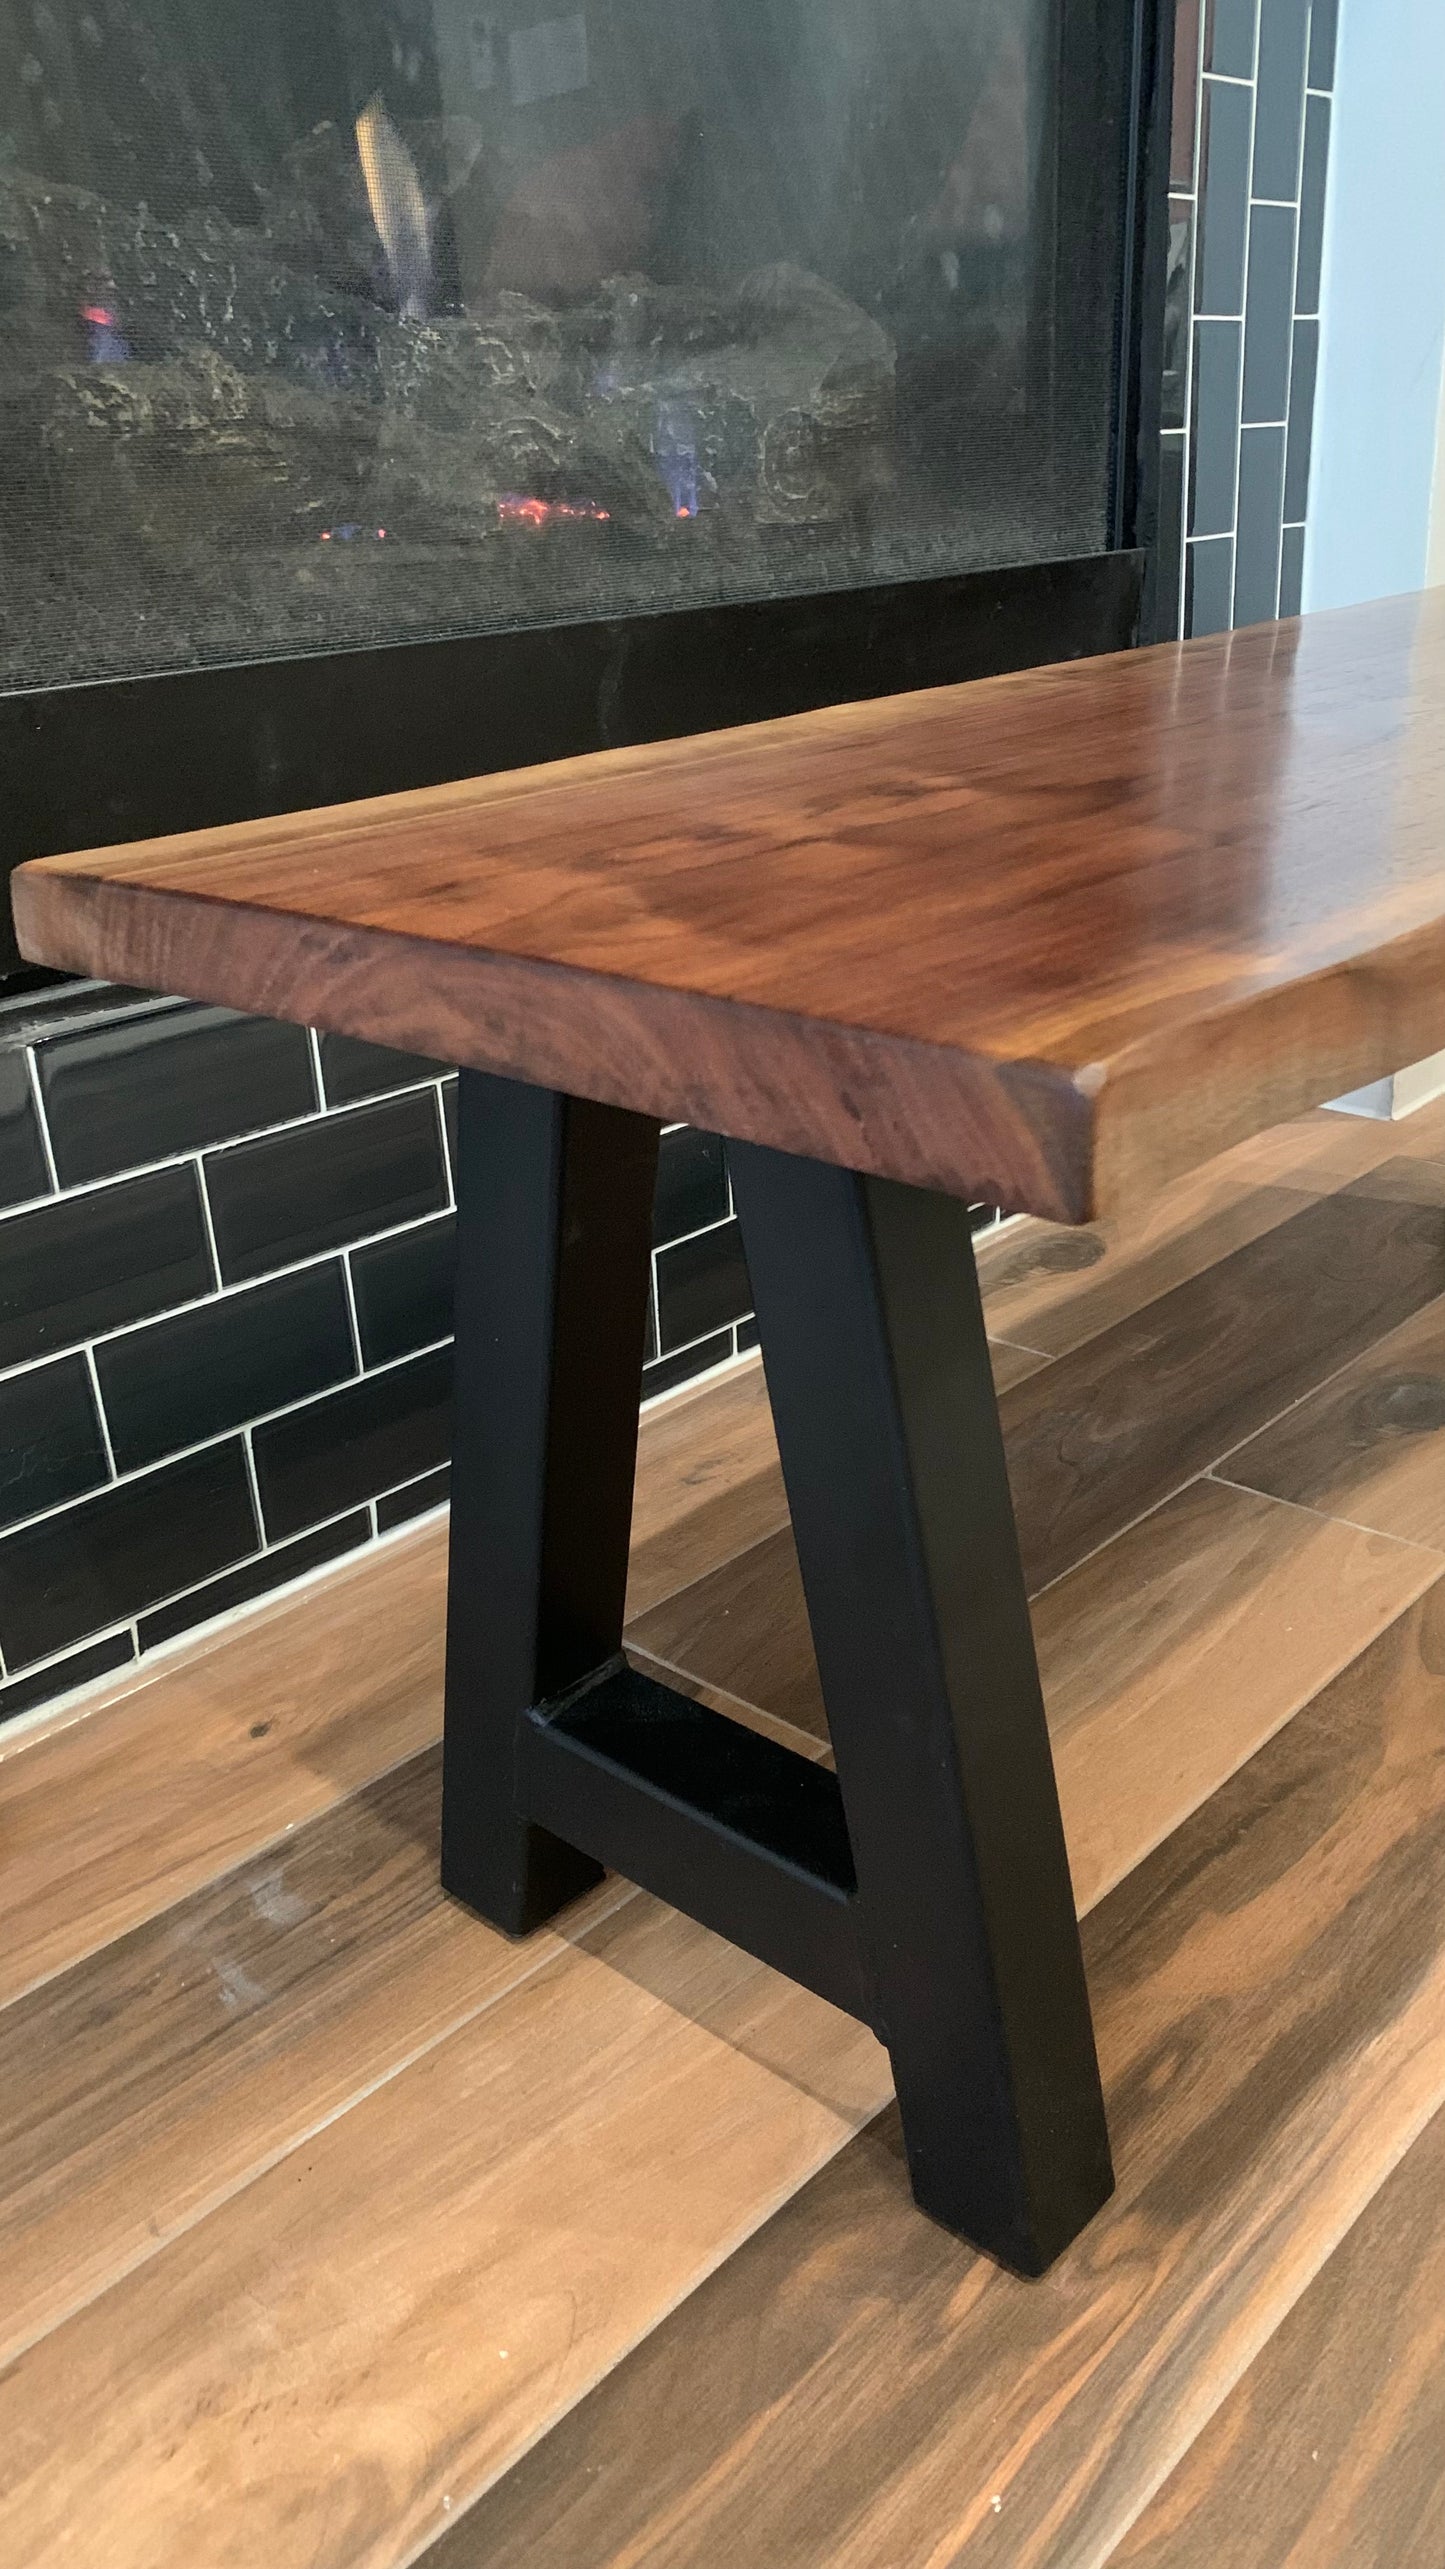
0,1898 -> 889,2569
626,1358 -> 787,1618
1222,1288 -> 1445,1553
632,1474 -> 1438,1915
975,1093 -> 1445,1361
1040,1478 -> 1439,1909
0,1750 -> 626,2373
1112,2093 -> 1445,2567
425,1577 -> 1445,2569
0,1358 -> 791,2006
0,1521 -> 448,2010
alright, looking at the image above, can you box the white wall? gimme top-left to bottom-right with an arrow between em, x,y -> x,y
1304,0 -> 1445,611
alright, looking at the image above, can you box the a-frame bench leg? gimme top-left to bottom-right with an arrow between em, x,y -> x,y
728,1143 -> 1114,2275
440,1069 -> 659,1933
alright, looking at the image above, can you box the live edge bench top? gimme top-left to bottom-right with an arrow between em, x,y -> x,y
16,588 -> 1445,1224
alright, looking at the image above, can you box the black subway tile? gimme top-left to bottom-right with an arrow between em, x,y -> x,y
1187,535 -> 1236,636
252,1346 -> 453,1542
1284,316 -> 1319,520
1189,319 -> 1243,536
0,1166 -> 213,1372
38,1006 -> 315,1188
736,1316 -> 761,1353
653,1128 -> 729,1249
1307,0 -> 1338,90
0,1052 -> 50,1211
1233,424 -> 1286,624
1241,204 -> 1296,423
1295,93 -> 1330,312
642,1330 -> 736,1401
1195,80 -> 1251,317
95,1264 -> 356,1473
206,1092 -> 448,1285
318,1032 -> 450,1107
1205,0 -> 1257,78
1251,0 -> 1308,200
138,1510 -> 371,1651
656,1216 -> 752,1355
351,1217 -> 455,1367
1279,521 -> 1305,618
0,1628 -> 136,1730
376,1466 -> 451,1533
0,1354 -> 109,1533
442,1078 -> 458,1190
0,1439 -> 258,1671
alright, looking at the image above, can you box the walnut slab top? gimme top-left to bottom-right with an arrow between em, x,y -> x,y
15,590 -> 1445,1223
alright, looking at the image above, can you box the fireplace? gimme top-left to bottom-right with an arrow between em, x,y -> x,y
0,0 -> 1168,976
0,0 -> 1171,1731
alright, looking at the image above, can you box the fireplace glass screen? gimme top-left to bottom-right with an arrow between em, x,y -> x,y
0,1 -> 1129,689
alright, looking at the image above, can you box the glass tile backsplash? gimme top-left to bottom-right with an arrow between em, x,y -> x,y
1159,0 -> 1334,641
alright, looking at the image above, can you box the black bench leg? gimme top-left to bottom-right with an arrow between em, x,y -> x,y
728,1143 -> 1114,2275
440,1070 -> 659,1934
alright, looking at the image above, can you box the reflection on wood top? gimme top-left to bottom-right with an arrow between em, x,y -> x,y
15,592 -> 1445,1221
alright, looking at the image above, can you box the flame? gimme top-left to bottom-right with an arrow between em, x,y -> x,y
356,95 -> 432,320
498,495 -> 611,527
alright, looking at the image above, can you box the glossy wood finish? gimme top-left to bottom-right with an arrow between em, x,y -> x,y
1222,1288 -> 1445,1553
1002,1158 -> 1445,1591
0,1750 -> 626,2373
1115,2092 -> 1445,2567
0,1898 -> 888,2569
430,1581 -> 1445,2569
0,1368 -> 770,2006
633,1472 -> 1437,1917
17,595 -> 1445,1220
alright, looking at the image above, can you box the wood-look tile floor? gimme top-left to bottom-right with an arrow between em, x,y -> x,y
8,1099 -> 1445,2564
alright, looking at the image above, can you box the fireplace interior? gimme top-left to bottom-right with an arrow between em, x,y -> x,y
0,0 -> 1139,694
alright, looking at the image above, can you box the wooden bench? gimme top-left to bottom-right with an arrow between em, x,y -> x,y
16,588 -> 1445,2277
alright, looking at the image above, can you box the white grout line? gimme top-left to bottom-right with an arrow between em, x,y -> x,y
20,1046 -> 61,1193
0,1618 -> 135,1707
82,1344 -> 120,1483
0,1198 -> 457,1394
436,1084 -> 457,1212
338,1249 -> 366,1373
306,1025 -> 326,1110
0,1071 -> 451,1234
191,1152 -> 223,1295
0,1333 -> 454,1550
1225,0 -> 1265,619
653,1205 -> 739,1261
239,1423 -> 267,1546
1175,0 -> 1209,636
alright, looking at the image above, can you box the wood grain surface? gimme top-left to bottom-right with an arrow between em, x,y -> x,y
0,1750 -> 626,2372
0,1899 -> 890,2569
1222,1289 -> 1445,1553
1114,2092 -> 1445,2567
18,596 -> 1445,1219
0,1520 -> 448,2008
1002,1159 -> 1445,1591
0,1360 -> 774,2004
632,1472 -> 1436,1916
424,1578 -> 1445,2569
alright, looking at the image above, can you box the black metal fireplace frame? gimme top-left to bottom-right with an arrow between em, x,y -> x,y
0,0 -> 1174,991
